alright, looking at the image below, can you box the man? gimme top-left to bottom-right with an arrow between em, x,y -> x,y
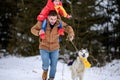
31,10 -> 74,80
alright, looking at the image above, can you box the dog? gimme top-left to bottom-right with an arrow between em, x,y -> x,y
70,48 -> 91,80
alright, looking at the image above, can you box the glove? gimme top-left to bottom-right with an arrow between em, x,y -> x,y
66,15 -> 72,19
39,29 -> 45,39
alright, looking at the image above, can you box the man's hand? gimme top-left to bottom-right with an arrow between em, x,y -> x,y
69,35 -> 74,41
66,35 -> 74,41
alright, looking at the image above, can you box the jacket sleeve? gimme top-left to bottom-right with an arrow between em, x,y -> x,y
55,5 -> 69,18
37,6 -> 50,21
31,21 -> 42,36
62,21 -> 75,37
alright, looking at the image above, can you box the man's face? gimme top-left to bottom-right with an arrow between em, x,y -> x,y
48,16 -> 57,25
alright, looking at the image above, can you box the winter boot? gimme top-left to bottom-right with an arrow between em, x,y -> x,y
42,71 -> 48,80
48,78 -> 54,80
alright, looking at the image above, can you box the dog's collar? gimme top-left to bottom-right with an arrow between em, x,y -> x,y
79,56 -> 91,68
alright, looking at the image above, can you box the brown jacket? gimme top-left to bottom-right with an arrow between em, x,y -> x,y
31,20 -> 74,51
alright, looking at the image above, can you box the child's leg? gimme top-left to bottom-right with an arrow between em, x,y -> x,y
39,19 -> 47,39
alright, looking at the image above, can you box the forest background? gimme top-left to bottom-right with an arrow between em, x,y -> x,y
0,0 -> 120,67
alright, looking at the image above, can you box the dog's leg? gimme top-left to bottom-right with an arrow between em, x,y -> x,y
71,70 -> 75,80
78,73 -> 84,80
71,67 -> 77,80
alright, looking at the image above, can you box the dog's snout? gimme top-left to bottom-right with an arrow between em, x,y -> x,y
82,54 -> 85,57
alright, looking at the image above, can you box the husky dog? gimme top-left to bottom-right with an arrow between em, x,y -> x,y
70,49 -> 90,80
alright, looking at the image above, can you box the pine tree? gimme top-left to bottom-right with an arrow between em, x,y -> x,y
61,0 -> 119,66
7,0 -> 47,56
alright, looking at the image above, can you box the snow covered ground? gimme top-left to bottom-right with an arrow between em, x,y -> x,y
0,55 -> 120,80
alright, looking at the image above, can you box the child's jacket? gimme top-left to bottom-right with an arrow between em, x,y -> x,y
37,0 -> 69,21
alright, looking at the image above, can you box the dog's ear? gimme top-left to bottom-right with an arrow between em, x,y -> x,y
85,48 -> 87,50
84,48 -> 88,53
81,48 -> 84,50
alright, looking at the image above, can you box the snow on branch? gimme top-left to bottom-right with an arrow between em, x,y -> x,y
66,0 -> 71,4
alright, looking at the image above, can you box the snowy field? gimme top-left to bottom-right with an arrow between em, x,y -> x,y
0,55 -> 120,80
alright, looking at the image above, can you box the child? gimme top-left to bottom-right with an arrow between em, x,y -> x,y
37,0 -> 72,39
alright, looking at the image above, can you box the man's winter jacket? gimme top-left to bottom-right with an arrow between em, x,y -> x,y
31,20 -> 74,51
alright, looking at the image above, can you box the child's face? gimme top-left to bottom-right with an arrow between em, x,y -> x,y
53,0 -> 60,6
